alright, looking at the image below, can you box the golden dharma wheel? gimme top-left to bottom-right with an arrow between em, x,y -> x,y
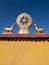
16,13 -> 33,34
16,13 -> 32,29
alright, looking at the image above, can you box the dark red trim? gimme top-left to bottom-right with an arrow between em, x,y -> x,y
0,34 -> 49,39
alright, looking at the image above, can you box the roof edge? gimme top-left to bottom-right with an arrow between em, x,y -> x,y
0,34 -> 49,39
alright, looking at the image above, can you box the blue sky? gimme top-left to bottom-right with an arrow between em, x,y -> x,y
0,0 -> 49,34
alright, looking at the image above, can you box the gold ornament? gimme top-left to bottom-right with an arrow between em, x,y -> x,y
16,13 -> 32,34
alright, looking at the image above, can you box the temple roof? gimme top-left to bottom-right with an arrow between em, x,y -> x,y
0,34 -> 49,39
0,34 -> 49,41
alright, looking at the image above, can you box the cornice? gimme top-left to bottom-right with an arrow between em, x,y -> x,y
0,34 -> 49,41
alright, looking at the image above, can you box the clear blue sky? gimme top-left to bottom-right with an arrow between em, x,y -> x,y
0,0 -> 49,34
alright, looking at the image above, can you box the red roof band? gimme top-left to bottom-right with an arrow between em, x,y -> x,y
0,34 -> 49,39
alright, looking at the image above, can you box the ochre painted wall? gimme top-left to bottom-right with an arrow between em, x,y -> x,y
0,40 -> 49,65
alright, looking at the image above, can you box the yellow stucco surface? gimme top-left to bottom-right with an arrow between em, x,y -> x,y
0,40 -> 49,65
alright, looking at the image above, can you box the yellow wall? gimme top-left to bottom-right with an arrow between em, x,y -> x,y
0,40 -> 49,65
